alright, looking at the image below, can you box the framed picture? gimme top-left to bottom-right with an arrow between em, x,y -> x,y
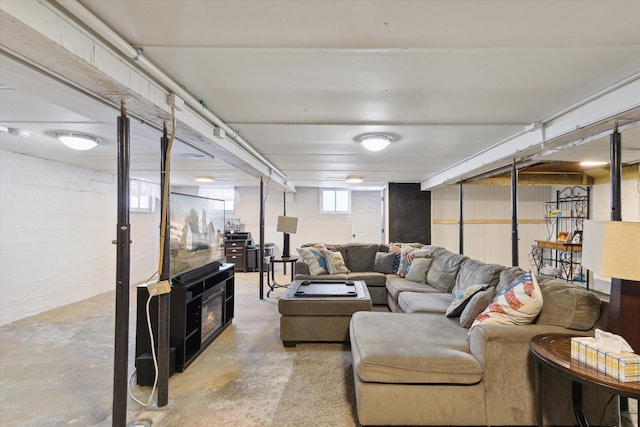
225,218 -> 241,231
557,231 -> 569,242
571,230 -> 583,244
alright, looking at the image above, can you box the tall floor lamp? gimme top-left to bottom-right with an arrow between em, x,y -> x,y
581,220 -> 640,352
277,215 -> 298,258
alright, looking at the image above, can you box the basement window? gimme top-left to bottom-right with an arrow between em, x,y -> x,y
199,187 -> 235,213
130,179 -> 159,213
320,188 -> 350,214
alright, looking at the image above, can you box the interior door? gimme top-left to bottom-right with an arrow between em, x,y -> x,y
351,190 -> 383,243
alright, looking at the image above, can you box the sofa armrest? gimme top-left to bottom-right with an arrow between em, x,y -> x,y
294,261 -> 309,275
467,323 -> 614,426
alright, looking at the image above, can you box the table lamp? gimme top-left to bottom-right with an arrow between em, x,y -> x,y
581,220 -> 640,352
276,216 -> 298,257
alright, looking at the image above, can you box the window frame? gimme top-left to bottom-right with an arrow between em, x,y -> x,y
319,188 -> 351,214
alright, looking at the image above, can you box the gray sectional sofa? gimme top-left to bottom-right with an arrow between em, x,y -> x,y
294,242 -> 618,426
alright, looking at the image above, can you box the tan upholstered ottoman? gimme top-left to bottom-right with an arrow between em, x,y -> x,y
278,280 -> 372,347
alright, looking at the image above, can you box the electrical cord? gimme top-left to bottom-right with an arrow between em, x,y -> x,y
128,294 -> 159,407
597,393 -> 616,427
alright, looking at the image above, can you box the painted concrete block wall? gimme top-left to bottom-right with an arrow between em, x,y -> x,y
232,185 -> 352,255
0,150 -> 160,326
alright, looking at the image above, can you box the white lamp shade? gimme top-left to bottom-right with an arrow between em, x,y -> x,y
582,220 -> 640,281
276,216 -> 298,234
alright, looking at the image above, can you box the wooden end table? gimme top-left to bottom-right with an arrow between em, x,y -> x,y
529,333 -> 640,427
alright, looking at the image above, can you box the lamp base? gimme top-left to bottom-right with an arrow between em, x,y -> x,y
608,278 -> 640,353
282,233 -> 290,258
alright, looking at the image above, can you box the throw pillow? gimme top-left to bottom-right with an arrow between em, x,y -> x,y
445,284 -> 489,318
373,251 -> 395,274
405,258 -> 432,283
397,246 -> 419,277
324,250 -> 351,274
388,242 -> 402,273
296,245 -> 328,275
460,287 -> 497,328
470,271 -> 543,330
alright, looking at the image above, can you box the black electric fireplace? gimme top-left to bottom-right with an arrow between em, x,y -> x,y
200,285 -> 224,343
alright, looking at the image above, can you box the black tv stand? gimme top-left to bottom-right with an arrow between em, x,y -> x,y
135,263 -> 234,383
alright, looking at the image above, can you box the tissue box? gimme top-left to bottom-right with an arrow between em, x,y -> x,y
548,209 -> 572,218
571,337 -> 640,382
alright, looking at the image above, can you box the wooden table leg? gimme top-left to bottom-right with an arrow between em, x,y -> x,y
535,360 -> 543,427
572,380 -> 589,427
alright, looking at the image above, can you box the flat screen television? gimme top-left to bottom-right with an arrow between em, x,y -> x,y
169,192 -> 225,276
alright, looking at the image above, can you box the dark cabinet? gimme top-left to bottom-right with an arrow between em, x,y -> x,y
135,262 -> 234,383
225,239 -> 249,272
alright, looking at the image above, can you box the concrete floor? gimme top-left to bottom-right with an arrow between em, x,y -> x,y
0,271 -> 637,426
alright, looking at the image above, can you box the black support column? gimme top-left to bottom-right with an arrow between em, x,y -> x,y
259,178 -> 265,299
112,103 -> 131,427
510,160 -> 519,266
458,182 -> 464,254
157,125 -> 171,407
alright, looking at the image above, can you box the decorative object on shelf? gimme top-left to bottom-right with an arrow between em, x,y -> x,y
225,218 -> 241,231
277,215 -> 298,257
571,230 -> 583,244
582,220 -> 640,354
532,186 -> 590,285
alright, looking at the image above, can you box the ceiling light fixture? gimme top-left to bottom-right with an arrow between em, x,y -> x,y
580,161 -> 608,167
196,176 -> 215,183
359,134 -> 393,152
346,176 -> 363,183
56,132 -> 100,150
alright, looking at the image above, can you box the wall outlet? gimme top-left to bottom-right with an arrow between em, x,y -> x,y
147,280 -> 171,296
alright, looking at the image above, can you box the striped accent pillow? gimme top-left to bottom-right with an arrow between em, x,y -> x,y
470,271 -> 542,330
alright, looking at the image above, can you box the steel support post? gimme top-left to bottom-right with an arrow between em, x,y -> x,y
511,160 -> 519,266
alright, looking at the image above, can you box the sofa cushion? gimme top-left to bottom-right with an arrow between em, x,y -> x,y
426,250 -> 469,292
350,312 -> 482,384
459,287 -> 497,328
446,284 -> 489,318
343,243 -> 380,272
386,275 -> 439,299
324,250 -> 350,274
405,258 -> 432,283
535,282 -> 601,330
373,251 -> 395,274
452,259 -> 503,295
398,292 -> 454,314
347,272 -> 387,287
471,271 -> 542,329
296,244 -> 329,274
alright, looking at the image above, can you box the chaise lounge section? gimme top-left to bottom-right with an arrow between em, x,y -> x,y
294,241 -> 619,425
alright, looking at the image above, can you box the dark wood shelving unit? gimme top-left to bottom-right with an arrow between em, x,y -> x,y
135,262 -> 234,383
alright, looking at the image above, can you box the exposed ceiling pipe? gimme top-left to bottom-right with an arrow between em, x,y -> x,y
52,0 -> 289,184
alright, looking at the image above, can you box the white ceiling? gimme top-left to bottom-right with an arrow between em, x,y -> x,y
1,0 -> 640,190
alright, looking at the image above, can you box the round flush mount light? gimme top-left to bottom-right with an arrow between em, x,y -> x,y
580,161 -> 608,167
346,176 -> 363,183
196,176 -> 215,183
56,132 -> 100,150
358,134 -> 393,152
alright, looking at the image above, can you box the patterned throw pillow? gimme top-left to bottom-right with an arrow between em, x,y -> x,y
389,242 -> 402,273
445,284 -> 489,318
470,271 -> 543,330
296,245 -> 328,275
460,288 -> 497,328
324,250 -> 350,274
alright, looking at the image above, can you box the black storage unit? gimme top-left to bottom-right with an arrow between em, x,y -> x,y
135,262 -> 235,382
